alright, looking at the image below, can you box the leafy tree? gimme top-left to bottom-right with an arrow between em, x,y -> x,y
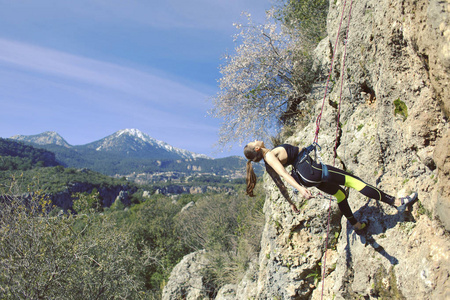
274,0 -> 329,44
0,166 -> 255,299
211,1 -> 328,146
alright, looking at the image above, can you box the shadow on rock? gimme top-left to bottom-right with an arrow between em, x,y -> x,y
343,198 -> 418,266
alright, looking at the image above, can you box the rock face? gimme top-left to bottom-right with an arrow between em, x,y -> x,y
252,0 -> 449,298
162,250 -> 213,300
252,178 -> 342,299
163,0 -> 449,299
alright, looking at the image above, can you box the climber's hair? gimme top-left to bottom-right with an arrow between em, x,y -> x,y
244,144 -> 261,197
246,160 -> 257,197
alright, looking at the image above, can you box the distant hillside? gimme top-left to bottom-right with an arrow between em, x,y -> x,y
0,138 -> 60,170
0,138 -> 139,210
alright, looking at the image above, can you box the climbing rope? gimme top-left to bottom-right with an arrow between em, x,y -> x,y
314,0 -> 347,146
318,0 -> 354,299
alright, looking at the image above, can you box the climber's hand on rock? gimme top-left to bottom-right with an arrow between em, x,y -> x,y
300,188 -> 313,199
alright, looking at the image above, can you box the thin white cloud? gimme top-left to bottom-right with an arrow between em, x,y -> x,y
0,38 -> 218,148
0,38 -> 209,110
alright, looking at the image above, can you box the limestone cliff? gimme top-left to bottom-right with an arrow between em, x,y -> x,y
163,0 -> 450,299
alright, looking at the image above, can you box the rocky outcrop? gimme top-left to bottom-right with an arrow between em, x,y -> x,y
164,0 -> 449,299
433,129 -> 450,229
249,0 -> 449,298
0,183 -> 135,212
51,182 -> 136,210
410,0 -> 450,117
248,178 -> 342,299
162,250 -> 214,300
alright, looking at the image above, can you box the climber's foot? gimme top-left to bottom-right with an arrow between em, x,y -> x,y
397,192 -> 418,213
354,220 -> 369,235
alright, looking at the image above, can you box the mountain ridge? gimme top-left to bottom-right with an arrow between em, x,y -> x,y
11,131 -> 71,148
10,128 -> 209,160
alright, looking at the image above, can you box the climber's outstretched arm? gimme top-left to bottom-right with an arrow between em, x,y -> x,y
264,151 -> 312,200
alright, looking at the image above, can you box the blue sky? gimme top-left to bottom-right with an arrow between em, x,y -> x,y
0,0 -> 273,157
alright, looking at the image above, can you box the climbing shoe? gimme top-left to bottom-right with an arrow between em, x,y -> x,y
397,192 -> 418,213
354,219 -> 369,236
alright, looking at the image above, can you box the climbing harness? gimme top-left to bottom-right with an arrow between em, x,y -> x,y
296,142 -> 330,182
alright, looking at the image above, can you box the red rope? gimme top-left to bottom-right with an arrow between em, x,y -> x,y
313,0 -> 347,145
320,0 -> 354,299
333,3 -> 353,166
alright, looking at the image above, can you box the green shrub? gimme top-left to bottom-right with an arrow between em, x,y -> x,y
393,99 -> 408,121
176,185 -> 265,288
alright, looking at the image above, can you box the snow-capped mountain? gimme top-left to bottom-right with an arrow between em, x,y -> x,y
10,131 -> 71,148
10,129 -> 209,160
85,129 -> 209,159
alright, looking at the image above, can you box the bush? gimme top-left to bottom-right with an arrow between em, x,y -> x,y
0,189 -> 151,299
122,195 -> 191,291
176,185 -> 265,288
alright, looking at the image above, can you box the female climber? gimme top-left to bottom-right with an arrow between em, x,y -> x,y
244,141 -> 418,233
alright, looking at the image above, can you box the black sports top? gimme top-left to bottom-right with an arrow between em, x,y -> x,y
277,144 -> 300,166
